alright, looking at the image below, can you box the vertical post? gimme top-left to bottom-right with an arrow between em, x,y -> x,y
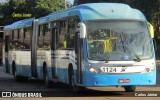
65,0 -> 67,9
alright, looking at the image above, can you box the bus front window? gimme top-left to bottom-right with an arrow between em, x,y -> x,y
85,20 -> 153,61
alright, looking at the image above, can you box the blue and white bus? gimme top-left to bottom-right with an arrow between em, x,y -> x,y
3,3 -> 156,92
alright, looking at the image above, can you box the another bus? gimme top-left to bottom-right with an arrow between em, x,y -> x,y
3,3 -> 156,92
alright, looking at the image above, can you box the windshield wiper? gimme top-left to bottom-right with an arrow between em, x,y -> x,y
120,33 -> 141,62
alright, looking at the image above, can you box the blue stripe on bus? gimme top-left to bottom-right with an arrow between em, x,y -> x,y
83,68 -> 156,86
15,65 -> 32,77
15,65 -> 156,87
15,65 -> 69,83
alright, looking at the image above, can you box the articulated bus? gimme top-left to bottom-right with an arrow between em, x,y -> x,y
3,3 -> 156,92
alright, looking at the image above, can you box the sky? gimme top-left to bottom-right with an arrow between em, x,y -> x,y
0,0 -> 6,3
67,0 -> 74,4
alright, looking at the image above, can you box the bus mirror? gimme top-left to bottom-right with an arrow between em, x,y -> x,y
153,39 -> 157,50
148,22 -> 154,38
79,22 -> 86,38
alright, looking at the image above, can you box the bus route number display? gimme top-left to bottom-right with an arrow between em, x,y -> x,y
100,67 -> 117,73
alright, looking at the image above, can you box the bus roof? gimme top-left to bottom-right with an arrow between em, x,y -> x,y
38,3 -> 147,24
4,18 -> 34,30
4,3 -> 147,29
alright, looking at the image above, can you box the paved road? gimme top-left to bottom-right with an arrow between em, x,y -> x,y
0,65 -> 159,100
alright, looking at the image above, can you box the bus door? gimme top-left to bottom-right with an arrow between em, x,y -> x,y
75,32 -> 83,84
4,36 -> 10,73
51,27 -> 58,81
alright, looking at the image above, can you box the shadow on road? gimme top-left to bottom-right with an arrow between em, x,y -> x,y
41,91 -> 126,97
0,77 -> 130,97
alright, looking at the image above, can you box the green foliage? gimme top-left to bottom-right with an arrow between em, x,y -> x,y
0,0 -> 65,26
34,0 -> 65,17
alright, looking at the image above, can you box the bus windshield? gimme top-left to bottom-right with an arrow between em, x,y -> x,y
85,20 -> 153,61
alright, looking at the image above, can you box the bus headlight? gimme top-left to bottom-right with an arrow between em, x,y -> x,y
146,68 -> 150,72
89,68 -> 96,73
89,67 -> 100,73
145,66 -> 154,72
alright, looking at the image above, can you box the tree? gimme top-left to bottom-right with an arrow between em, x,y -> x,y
34,0 -> 65,17
0,0 -> 65,26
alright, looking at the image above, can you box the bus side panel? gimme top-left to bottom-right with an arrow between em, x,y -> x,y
56,50 -> 76,84
45,50 -> 52,80
20,51 -> 31,77
57,50 -> 69,83
36,50 -> 52,80
37,50 -> 45,79
11,51 -> 31,77
8,51 -> 20,75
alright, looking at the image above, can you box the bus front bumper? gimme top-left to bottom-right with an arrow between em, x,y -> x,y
83,71 -> 156,87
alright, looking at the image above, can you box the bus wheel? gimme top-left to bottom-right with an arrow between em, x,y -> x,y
44,67 -> 52,88
69,69 -> 84,92
13,64 -> 22,82
124,86 -> 136,92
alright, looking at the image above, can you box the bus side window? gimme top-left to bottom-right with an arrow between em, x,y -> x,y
12,30 -> 17,50
14,29 -> 18,41
17,28 -> 24,50
51,21 -> 58,50
16,29 -> 21,50
38,25 -> 44,49
19,28 -> 23,43
10,29 -> 19,50
9,30 -> 13,50
43,23 -> 51,49
17,29 -> 19,40
57,17 -> 80,50
59,20 -> 67,49
68,17 -> 80,49
23,27 -> 31,50
12,30 -> 14,40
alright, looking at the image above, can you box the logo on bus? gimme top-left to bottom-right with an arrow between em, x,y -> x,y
121,66 -> 127,72
122,56 -> 129,60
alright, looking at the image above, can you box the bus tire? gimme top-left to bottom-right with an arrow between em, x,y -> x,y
44,66 -> 52,88
12,63 -> 22,82
124,86 -> 136,92
69,68 -> 84,92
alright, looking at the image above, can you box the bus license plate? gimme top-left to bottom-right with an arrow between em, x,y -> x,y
100,67 -> 117,73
